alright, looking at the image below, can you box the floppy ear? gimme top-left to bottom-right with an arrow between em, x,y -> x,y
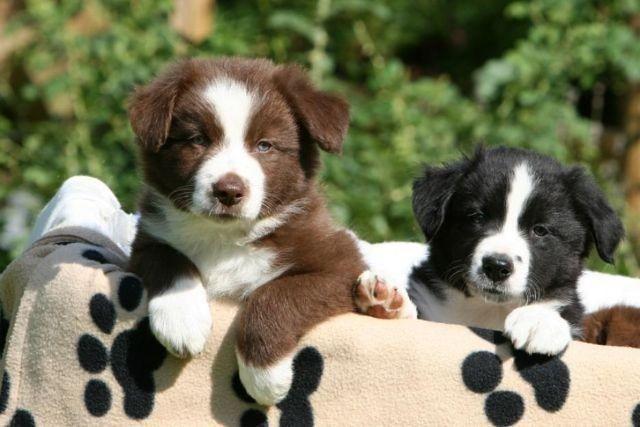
272,64 -> 349,154
564,166 -> 624,263
412,155 -> 474,241
128,62 -> 186,152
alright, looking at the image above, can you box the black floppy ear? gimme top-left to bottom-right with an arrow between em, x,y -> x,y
272,64 -> 349,154
564,166 -> 624,263
412,155 -> 475,241
128,61 -> 188,152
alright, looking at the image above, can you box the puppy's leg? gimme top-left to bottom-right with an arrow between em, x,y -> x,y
236,273 -> 356,406
129,232 -> 211,358
504,301 -> 572,355
583,306 -> 640,348
354,270 -> 417,319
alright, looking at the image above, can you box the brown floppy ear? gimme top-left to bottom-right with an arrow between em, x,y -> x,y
272,65 -> 349,154
128,62 -> 186,152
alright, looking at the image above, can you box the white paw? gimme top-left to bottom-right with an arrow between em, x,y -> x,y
237,352 -> 293,406
148,276 -> 212,358
504,305 -> 572,355
354,270 -> 417,319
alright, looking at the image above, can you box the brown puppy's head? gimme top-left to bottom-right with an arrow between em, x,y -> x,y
129,57 -> 349,220
583,306 -> 640,348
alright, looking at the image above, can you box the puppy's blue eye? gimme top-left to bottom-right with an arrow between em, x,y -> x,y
256,139 -> 273,153
533,225 -> 549,237
188,136 -> 208,146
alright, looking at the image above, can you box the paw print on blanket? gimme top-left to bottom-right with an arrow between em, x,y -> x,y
232,347 -> 325,427
1,304 -> 11,415
77,250 -> 167,419
633,404 -> 640,426
1,293 -> 36,425
462,328 -> 570,426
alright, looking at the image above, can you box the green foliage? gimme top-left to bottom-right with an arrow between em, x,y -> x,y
475,0 -> 640,160
2,0 -> 640,276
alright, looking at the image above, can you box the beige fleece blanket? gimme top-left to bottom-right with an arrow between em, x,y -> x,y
1,227 -> 640,426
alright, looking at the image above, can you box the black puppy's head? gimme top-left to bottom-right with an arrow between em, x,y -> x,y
413,146 -> 624,304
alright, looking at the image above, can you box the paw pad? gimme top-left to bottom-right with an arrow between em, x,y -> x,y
89,293 -> 115,334
84,379 -> 111,417
78,334 -> 108,373
78,275 -> 167,419
462,351 -> 502,393
82,248 -> 109,264
355,271 -> 415,319
9,409 -> 36,427
632,403 -> 640,426
118,276 -> 143,312
484,391 -> 524,426
240,409 -> 268,427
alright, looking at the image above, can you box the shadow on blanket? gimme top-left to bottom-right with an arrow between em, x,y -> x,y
1,227 -> 640,426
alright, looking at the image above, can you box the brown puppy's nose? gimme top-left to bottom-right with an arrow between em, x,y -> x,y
212,174 -> 245,206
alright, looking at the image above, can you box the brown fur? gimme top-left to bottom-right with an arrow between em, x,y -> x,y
237,191 -> 366,365
582,306 -> 640,348
128,57 -> 364,367
129,228 -> 202,296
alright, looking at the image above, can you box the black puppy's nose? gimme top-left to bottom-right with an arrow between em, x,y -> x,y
482,254 -> 514,282
213,174 -> 246,206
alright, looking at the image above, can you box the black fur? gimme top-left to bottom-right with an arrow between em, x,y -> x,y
410,146 -> 624,335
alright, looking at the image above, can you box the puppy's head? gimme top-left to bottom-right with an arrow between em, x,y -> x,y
413,146 -> 624,303
129,58 -> 349,221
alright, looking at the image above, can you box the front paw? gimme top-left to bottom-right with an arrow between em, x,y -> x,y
148,277 -> 212,358
354,270 -> 417,319
504,305 -> 572,355
237,352 -> 293,406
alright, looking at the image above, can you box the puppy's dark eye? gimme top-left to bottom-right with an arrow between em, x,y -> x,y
532,225 -> 549,237
256,139 -> 273,153
468,211 -> 485,225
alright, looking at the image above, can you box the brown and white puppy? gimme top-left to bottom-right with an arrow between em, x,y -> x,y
128,57 -> 368,405
583,306 -> 640,348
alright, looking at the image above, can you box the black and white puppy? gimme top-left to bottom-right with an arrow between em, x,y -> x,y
356,146 -> 625,355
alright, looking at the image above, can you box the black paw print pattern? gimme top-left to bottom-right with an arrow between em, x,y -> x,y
232,346 -> 325,427
1,280 -> 38,426
77,248 -> 167,419
232,372 -> 268,427
632,403 -> 640,427
1,303 -> 10,415
8,409 -> 36,426
463,328 -> 570,426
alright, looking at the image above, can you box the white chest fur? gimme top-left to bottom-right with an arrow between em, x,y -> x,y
182,234 -> 283,300
409,282 -> 519,331
143,204 -> 288,300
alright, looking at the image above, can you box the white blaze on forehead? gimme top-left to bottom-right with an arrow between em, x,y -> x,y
470,163 -> 536,298
192,78 -> 266,219
203,78 -> 254,143
502,164 -> 535,234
